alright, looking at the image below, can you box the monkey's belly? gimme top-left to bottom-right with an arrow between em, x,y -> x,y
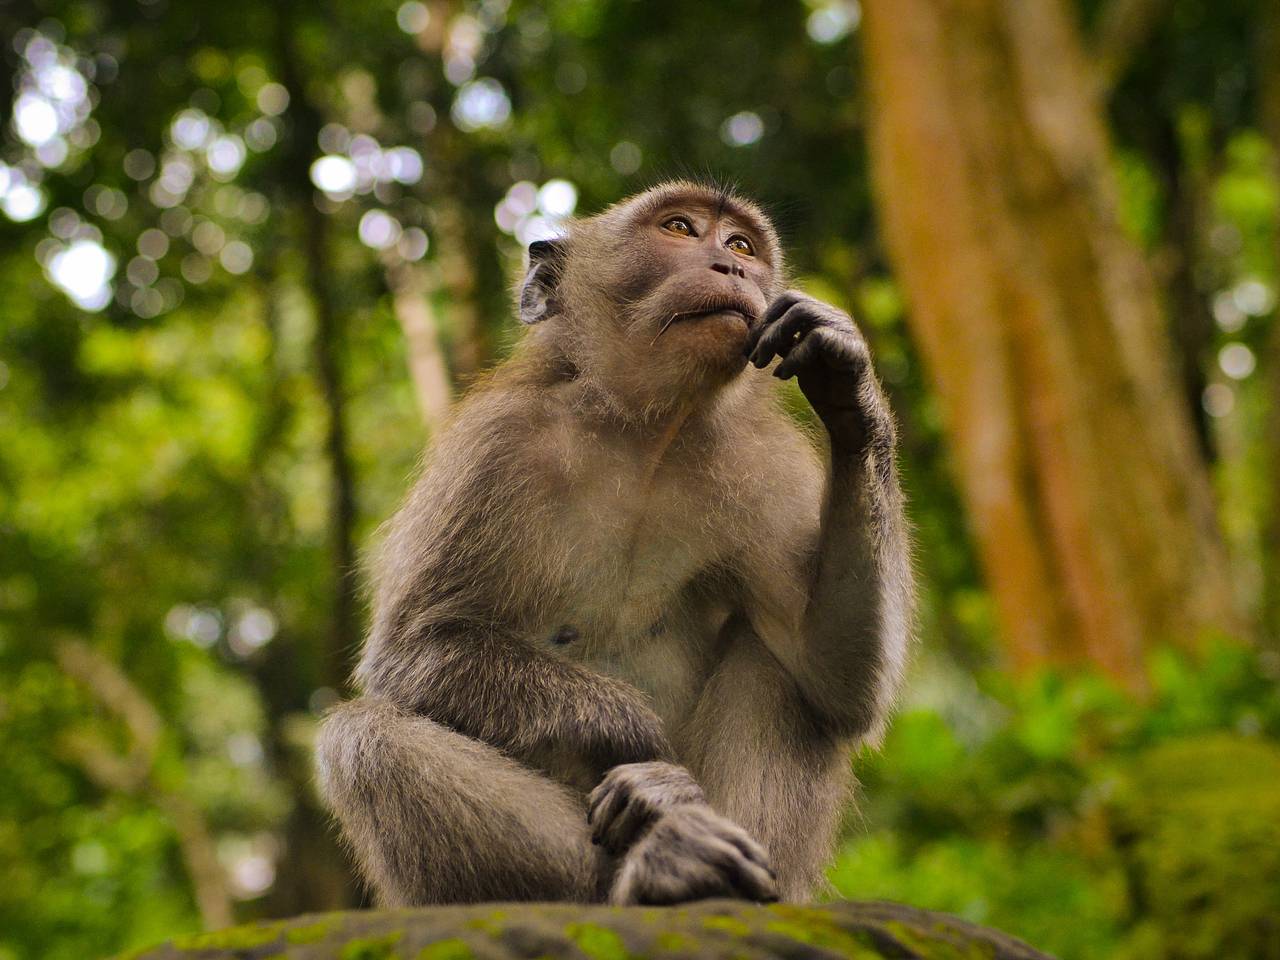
539,593 -> 731,732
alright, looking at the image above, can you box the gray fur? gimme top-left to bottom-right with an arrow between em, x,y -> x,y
316,181 -> 914,907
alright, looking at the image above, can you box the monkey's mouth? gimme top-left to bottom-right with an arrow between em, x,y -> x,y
650,294 -> 759,344
683,307 -> 750,324
663,300 -> 757,329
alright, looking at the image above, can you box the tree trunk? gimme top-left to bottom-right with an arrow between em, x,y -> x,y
125,899 -> 1055,960
860,0 -> 1240,683
276,0 -> 359,695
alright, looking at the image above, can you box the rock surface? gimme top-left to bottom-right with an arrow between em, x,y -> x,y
121,899 -> 1055,959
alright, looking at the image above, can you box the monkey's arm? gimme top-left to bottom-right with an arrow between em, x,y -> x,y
796,422 -> 911,741
744,292 -> 913,742
359,622 -> 675,779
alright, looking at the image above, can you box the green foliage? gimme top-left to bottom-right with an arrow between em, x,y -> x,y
830,644 -> 1280,960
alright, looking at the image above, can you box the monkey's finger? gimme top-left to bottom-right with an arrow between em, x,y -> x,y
705,839 -> 779,903
749,303 -> 819,369
598,794 -> 642,853
744,291 -> 805,357
589,790 -> 630,846
775,325 -> 867,381
772,326 -> 825,380
751,302 -> 819,365
602,798 -> 658,855
722,830 -> 774,873
758,291 -> 807,331
729,861 -> 780,903
586,781 -> 611,823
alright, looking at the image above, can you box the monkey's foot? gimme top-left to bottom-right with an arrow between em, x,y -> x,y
609,804 -> 778,906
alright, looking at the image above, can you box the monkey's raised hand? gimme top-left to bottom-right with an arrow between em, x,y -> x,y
609,804 -> 778,906
744,291 -> 890,452
587,762 -> 705,856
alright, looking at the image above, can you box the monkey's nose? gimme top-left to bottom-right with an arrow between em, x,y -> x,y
710,261 -> 747,279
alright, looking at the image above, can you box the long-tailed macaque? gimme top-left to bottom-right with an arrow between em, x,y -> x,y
317,180 -> 913,907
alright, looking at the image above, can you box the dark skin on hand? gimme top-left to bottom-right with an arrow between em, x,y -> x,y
317,181 -> 912,908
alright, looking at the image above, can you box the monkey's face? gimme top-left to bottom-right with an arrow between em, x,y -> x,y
518,182 -> 783,406
604,186 -> 777,374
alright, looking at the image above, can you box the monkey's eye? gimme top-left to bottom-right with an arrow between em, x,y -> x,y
661,216 -> 695,237
726,235 -> 754,256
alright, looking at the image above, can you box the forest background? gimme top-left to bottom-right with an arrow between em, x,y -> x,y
1,1 -> 1278,958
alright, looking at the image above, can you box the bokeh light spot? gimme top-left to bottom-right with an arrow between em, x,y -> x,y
358,209 -> 402,250
397,1 -> 431,34
47,238 -> 115,310
721,111 -> 764,147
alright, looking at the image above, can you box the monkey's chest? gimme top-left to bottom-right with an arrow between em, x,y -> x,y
535,472 -> 735,724
550,474 -> 724,627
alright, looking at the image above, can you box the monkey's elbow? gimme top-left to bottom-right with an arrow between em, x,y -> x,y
819,697 -> 884,744
801,642 -> 905,745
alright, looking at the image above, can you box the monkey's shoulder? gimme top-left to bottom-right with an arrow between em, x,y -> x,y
418,382 -> 572,485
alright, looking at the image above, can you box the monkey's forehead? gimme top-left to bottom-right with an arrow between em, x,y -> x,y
595,179 -> 778,241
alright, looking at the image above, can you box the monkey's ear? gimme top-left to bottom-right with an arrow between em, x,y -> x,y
518,237 -> 567,324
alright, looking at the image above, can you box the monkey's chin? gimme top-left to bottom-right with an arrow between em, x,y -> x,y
669,310 -> 751,372
701,313 -> 747,332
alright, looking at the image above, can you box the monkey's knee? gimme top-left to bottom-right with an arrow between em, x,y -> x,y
314,697 -> 402,804
316,697 -> 602,904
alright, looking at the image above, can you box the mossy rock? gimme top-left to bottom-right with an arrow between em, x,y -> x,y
121,899 -> 1054,959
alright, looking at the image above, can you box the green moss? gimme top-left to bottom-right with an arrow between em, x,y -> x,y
564,922 -> 630,960
464,909 -> 507,937
764,919 -> 880,958
882,919 -> 994,960
765,905 -> 897,958
654,932 -> 697,952
703,914 -> 758,937
286,918 -> 339,945
170,922 -> 284,951
416,937 -> 475,960
340,931 -> 404,959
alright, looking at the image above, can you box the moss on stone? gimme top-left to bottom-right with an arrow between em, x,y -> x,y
564,922 -> 631,960
416,937 -> 475,960
882,920 -> 995,960
465,909 -> 508,938
125,898 -> 1052,959
700,914 -> 753,937
339,931 -> 404,959
287,918 -> 341,945
653,932 -> 697,952
765,917 -> 883,958
170,922 -> 284,951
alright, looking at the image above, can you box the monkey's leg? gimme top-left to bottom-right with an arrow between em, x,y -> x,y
316,697 -> 603,905
681,626 -> 850,902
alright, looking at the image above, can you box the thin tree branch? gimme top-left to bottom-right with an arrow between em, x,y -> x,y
386,261 -> 453,432
54,637 -> 234,930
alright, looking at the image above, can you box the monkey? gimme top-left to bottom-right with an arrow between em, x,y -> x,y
315,179 -> 913,908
